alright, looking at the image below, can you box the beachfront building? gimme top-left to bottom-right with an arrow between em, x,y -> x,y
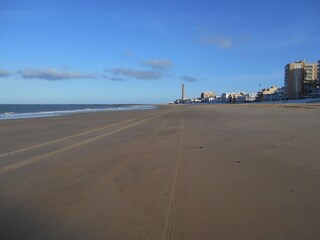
221,92 -> 246,103
284,60 -> 318,99
191,98 -> 202,103
274,87 -> 285,101
261,86 -> 278,95
244,93 -> 258,102
284,61 -> 305,99
213,95 -> 223,103
260,86 -> 280,101
318,60 -> 320,98
264,89 -> 283,101
200,92 -> 216,103
303,63 -> 318,98
318,60 -> 320,82
201,92 -> 216,99
317,60 -> 320,98
221,93 -> 230,103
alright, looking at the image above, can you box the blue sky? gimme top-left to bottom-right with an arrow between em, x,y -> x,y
1,0 -> 319,104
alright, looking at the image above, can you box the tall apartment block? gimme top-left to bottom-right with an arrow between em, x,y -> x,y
318,60 -> 320,82
304,62 -> 318,96
284,60 -> 318,99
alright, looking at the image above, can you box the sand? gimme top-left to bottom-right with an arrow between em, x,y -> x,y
0,104 -> 320,240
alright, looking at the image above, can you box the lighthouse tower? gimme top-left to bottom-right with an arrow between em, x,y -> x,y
182,83 -> 185,100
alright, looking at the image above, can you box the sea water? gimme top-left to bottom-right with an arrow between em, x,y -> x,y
0,104 -> 156,120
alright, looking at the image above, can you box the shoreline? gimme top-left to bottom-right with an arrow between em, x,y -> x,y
0,104 -> 157,121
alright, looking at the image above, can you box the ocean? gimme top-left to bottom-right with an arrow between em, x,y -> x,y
0,104 -> 156,120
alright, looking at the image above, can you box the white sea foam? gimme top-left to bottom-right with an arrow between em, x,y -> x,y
0,105 -> 156,120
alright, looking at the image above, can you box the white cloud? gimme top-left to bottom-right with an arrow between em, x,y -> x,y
0,70 -> 12,78
18,68 -> 97,80
110,68 -> 164,80
141,59 -> 173,70
110,77 -> 125,82
181,76 -> 199,82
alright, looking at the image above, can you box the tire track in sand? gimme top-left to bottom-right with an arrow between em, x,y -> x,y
162,117 -> 185,240
0,116 -> 147,159
108,117 -> 169,179
0,111 -> 170,176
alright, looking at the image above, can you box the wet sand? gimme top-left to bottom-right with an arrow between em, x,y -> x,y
0,104 -> 320,240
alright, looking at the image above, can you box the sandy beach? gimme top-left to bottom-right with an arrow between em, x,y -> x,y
0,104 -> 320,240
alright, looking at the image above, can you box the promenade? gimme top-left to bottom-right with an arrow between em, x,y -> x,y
1,104 -> 320,240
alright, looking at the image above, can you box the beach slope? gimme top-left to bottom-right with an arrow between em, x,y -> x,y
0,104 -> 320,240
